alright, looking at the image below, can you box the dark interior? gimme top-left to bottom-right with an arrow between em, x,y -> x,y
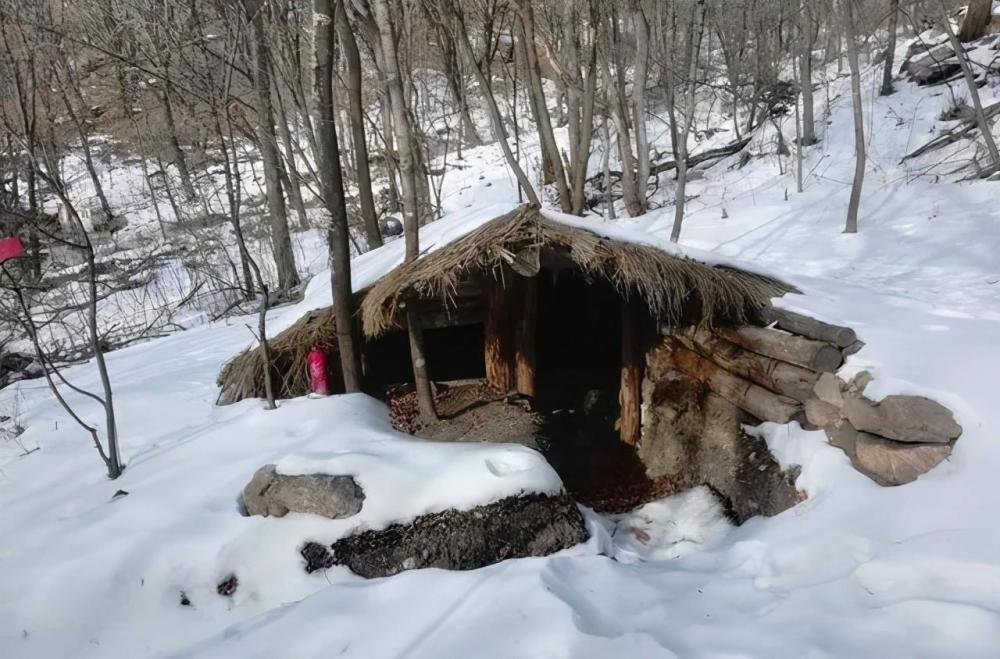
363,266 -> 657,511
363,322 -> 486,397
531,266 -> 654,511
534,267 -> 623,411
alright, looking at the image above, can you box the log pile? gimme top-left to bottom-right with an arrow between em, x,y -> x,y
654,307 -> 962,486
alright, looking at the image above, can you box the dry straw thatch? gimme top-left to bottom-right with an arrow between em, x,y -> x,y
217,205 -> 795,404
361,206 -> 795,336
216,307 -> 340,404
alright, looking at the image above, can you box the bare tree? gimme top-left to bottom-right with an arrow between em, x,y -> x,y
669,0 -> 706,243
315,0 -> 361,392
372,0 -> 437,422
844,0 -> 865,234
959,0 -> 993,42
939,0 -> 1000,169
335,2 -> 383,249
799,0 -> 818,145
241,0 -> 301,292
881,0 -> 900,95
444,0 -> 539,205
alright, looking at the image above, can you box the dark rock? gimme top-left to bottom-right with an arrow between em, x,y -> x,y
379,216 -> 403,238
0,351 -> 43,389
901,44 -> 962,86
216,574 -> 238,597
179,591 -> 191,607
301,541 -> 335,574
242,464 -> 364,519
327,493 -> 587,578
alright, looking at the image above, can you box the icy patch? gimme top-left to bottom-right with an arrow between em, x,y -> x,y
610,487 -> 733,563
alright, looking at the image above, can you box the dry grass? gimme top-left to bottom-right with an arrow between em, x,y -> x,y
218,205 -> 796,405
361,205 -> 795,336
216,307 -> 340,405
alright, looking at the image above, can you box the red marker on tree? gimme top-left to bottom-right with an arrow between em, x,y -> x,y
0,236 -> 25,263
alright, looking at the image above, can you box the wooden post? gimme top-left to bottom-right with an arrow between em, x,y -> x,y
484,272 -> 514,393
619,299 -> 644,445
514,276 -> 537,397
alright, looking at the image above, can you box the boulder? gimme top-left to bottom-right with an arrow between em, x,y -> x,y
813,373 -> 844,407
320,493 -> 587,578
242,464 -> 364,519
847,370 -> 873,396
901,44 -> 962,85
827,420 -> 859,459
854,433 -> 953,487
843,395 -> 962,444
805,397 -> 841,429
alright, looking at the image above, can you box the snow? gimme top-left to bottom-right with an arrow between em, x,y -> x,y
5,34 -> 1000,659
610,487 -> 733,564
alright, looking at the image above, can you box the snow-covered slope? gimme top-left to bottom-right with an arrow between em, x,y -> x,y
3,37 -> 1000,659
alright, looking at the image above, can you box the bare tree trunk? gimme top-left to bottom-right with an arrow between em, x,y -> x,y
336,3 -> 383,249
449,2 -> 539,205
669,2 -> 704,243
314,0 -> 362,392
795,55 -> 804,193
373,0 -> 436,422
940,1 -> 1000,168
881,0 -> 900,95
959,0 -> 993,42
632,1 -> 651,193
273,79 -> 311,231
243,0 -> 300,291
843,0 -> 865,234
160,74 -> 196,200
601,115 -> 615,219
799,0 -> 817,145
513,0 -> 572,212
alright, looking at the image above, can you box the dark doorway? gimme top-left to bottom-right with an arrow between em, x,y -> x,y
531,268 -> 658,511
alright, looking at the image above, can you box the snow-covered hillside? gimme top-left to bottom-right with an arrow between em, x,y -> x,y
3,32 -> 1000,659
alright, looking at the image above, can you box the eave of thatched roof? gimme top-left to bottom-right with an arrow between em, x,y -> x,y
360,205 -> 797,337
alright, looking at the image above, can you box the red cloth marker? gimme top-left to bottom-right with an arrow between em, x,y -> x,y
0,236 -> 25,263
308,347 -> 329,395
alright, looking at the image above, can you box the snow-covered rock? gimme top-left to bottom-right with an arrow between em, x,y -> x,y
241,465 -> 364,519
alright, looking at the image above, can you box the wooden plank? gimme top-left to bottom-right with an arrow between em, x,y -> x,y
619,299 -> 644,445
484,273 -> 513,392
514,276 -> 537,398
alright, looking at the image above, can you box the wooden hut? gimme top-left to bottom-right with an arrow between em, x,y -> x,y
219,205 -> 797,441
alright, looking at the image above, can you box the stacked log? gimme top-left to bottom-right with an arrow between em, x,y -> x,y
655,307 -> 962,486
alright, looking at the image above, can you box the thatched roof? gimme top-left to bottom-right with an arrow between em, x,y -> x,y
216,307 -> 339,405
360,206 -> 796,337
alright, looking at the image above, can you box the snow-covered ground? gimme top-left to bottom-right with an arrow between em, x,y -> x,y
4,37 -> 1000,658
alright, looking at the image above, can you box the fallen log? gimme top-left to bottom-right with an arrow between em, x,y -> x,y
757,307 -> 857,348
670,344 -> 802,423
589,137 -> 752,188
677,327 -> 819,401
715,325 -> 842,373
902,101 -> 1000,161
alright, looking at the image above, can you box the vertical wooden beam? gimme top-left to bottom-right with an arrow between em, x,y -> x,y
484,272 -> 514,392
514,275 -> 537,397
619,298 -> 645,445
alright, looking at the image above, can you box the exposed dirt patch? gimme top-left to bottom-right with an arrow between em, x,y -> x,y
322,493 -> 587,578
